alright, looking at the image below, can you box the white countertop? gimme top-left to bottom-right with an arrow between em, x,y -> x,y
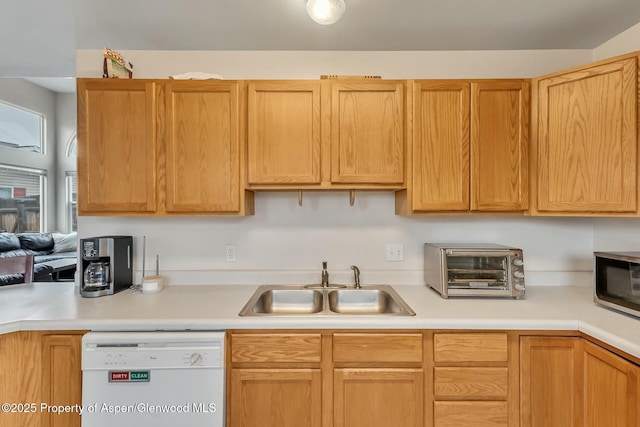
1,283 -> 639,359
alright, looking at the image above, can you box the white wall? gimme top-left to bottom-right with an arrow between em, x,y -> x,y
76,49 -> 598,287
80,194 -> 594,287
594,22 -> 640,60
76,49 -> 593,79
0,79 -> 57,230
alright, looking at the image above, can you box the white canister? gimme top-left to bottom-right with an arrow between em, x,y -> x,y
141,275 -> 164,294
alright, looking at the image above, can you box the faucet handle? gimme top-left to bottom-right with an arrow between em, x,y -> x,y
351,265 -> 361,289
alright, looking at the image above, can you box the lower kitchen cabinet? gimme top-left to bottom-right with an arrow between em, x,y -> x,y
229,368 -> 322,427
228,332 -> 323,427
41,334 -> 83,427
520,336 -> 580,427
333,368 -> 424,427
228,330 -> 639,427
520,336 -> 639,427
434,401 -> 509,427
582,340 -> 638,427
227,330 -> 426,427
0,331 -> 85,427
332,332 -> 425,427
431,332 -> 517,427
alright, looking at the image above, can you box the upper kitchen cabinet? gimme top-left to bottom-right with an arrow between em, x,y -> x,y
330,81 -> 405,185
396,79 -> 529,215
77,79 -> 158,214
164,81 -> 247,214
246,79 -> 406,189
246,81 -> 322,185
77,78 -> 253,216
533,55 -> 638,215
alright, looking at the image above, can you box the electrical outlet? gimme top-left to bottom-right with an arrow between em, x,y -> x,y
385,243 -> 404,262
225,245 -> 236,262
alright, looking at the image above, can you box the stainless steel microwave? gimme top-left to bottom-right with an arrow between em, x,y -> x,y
594,252 -> 640,318
424,243 -> 525,298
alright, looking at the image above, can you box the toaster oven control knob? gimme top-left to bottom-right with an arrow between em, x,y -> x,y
514,283 -> 525,291
513,259 -> 524,267
513,271 -> 525,279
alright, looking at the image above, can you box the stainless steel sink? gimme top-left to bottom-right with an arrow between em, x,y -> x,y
239,285 -> 415,316
244,288 -> 324,315
327,289 -> 410,314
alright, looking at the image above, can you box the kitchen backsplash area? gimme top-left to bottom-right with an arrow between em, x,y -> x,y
79,192 -> 594,286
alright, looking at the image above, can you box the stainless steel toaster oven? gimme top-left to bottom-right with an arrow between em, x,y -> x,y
424,243 -> 525,298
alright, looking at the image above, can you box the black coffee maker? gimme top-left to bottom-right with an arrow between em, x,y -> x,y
80,236 -> 132,297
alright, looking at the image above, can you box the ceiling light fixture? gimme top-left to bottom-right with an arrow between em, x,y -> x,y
306,0 -> 346,25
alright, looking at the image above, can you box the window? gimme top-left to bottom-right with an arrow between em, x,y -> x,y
65,132 -> 77,232
0,101 -> 45,153
0,165 -> 46,232
65,132 -> 77,157
66,172 -> 77,232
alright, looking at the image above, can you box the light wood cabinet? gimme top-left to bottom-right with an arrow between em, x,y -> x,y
431,332 -> 517,427
230,368 -> 322,427
520,336 -> 581,427
520,336 -> 639,427
77,78 -> 253,216
77,79 -> 158,214
228,332 -> 323,427
533,56 -> 638,215
0,331 -> 84,427
247,81 -> 322,185
397,79 -> 529,214
333,368 -> 424,427
404,80 -> 470,211
41,334 -> 83,427
330,81 -> 405,185
164,81 -> 243,213
246,80 -> 405,189
582,340 -> 638,427
471,81 -> 529,211
228,331 -> 424,427
332,333 -> 424,427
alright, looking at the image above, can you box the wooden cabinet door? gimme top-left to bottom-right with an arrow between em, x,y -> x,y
229,368 -> 322,427
77,79 -> 157,214
471,81 -> 529,211
247,81 -> 321,185
334,368 -> 424,427
0,331 -> 42,427
536,57 -> 638,213
411,81 -> 470,211
0,332 -> 84,427
164,81 -> 241,213
41,334 -> 83,427
520,336 -> 581,427
582,340 -> 638,427
330,81 -> 405,184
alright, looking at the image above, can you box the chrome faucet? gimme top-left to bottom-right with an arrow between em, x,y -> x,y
351,265 -> 361,289
321,261 -> 329,287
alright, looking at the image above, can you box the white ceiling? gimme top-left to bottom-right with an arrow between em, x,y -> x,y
2,0 -> 640,79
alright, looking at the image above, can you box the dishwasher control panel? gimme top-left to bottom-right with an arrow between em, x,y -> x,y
82,331 -> 225,370
84,347 -> 221,369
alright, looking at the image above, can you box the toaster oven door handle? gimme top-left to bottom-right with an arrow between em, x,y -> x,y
444,250 -> 519,257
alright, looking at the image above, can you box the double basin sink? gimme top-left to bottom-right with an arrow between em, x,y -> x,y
239,284 -> 415,316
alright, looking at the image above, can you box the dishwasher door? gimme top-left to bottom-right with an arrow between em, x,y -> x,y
81,331 -> 225,427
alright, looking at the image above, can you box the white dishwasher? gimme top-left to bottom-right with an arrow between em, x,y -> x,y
81,331 -> 225,427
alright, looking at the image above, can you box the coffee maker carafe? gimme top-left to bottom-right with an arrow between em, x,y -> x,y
80,236 -> 132,297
